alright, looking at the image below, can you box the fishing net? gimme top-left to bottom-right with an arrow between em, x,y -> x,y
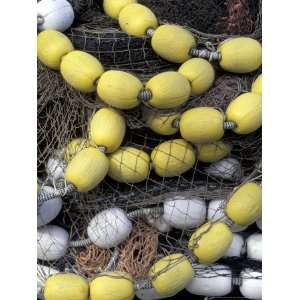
67,0 -> 94,16
37,0 -> 262,298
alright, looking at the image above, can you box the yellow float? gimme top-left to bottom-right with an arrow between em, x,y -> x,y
188,222 -> 233,264
144,110 -> 180,135
108,147 -> 150,183
196,141 -> 232,163
97,70 -> 143,109
226,92 -> 262,134
37,29 -> 74,70
60,50 -> 104,92
145,71 -> 191,109
151,139 -> 196,177
179,107 -> 225,144
118,3 -> 158,36
103,0 -> 137,19
89,107 -> 126,153
151,24 -> 196,63
64,138 -> 95,162
178,58 -> 215,95
251,74 -> 262,95
225,182 -> 262,226
149,253 -> 194,296
44,273 -> 89,300
90,272 -> 135,300
65,147 -> 109,192
218,37 -> 262,73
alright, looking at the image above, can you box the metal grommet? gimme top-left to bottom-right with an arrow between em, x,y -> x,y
146,27 -> 155,37
37,14 -> 45,25
138,89 -> 152,102
224,121 -> 237,130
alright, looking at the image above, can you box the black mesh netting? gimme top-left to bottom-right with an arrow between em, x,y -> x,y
38,0 -> 262,298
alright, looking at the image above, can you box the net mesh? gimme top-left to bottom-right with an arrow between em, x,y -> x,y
37,0 -> 262,297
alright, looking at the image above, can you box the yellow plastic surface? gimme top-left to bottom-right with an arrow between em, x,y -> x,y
37,30 -> 74,70
218,37 -> 262,73
226,92 -> 262,134
60,50 -> 104,92
44,273 -> 89,300
119,3 -> 158,36
151,139 -> 196,177
226,182 -> 262,226
196,141 -> 232,162
179,107 -> 225,143
146,71 -> 191,109
103,0 -> 137,19
188,222 -> 233,264
89,107 -> 126,153
151,24 -> 196,63
97,70 -> 142,109
90,272 -> 134,300
178,58 -> 215,95
149,253 -> 194,296
251,74 -> 262,95
65,147 -> 109,192
144,110 -> 180,135
108,147 -> 150,183
64,138 -> 96,162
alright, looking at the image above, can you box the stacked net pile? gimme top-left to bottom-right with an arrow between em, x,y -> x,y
37,0 -> 262,299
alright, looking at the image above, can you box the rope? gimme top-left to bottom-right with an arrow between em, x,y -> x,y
138,89 -> 152,102
189,48 -> 221,62
69,238 -> 92,247
224,121 -> 237,130
37,184 -> 75,206
104,248 -> 120,271
135,278 -> 152,290
127,206 -> 164,219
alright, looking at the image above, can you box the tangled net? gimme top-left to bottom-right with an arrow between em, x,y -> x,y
71,220 -> 159,278
37,0 -> 262,297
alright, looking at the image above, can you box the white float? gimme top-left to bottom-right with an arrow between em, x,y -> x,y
186,264 -> 232,296
207,198 -> 248,232
37,225 -> 69,261
224,233 -> 245,257
87,208 -> 132,248
163,196 -> 206,229
38,186 -> 62,227
37,0 -> 75,32
145,215 -> 172,232
239,268 -> 262,299
46,157 -> 65,182
246,233 -> 262,261
205,157 -> 243,181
